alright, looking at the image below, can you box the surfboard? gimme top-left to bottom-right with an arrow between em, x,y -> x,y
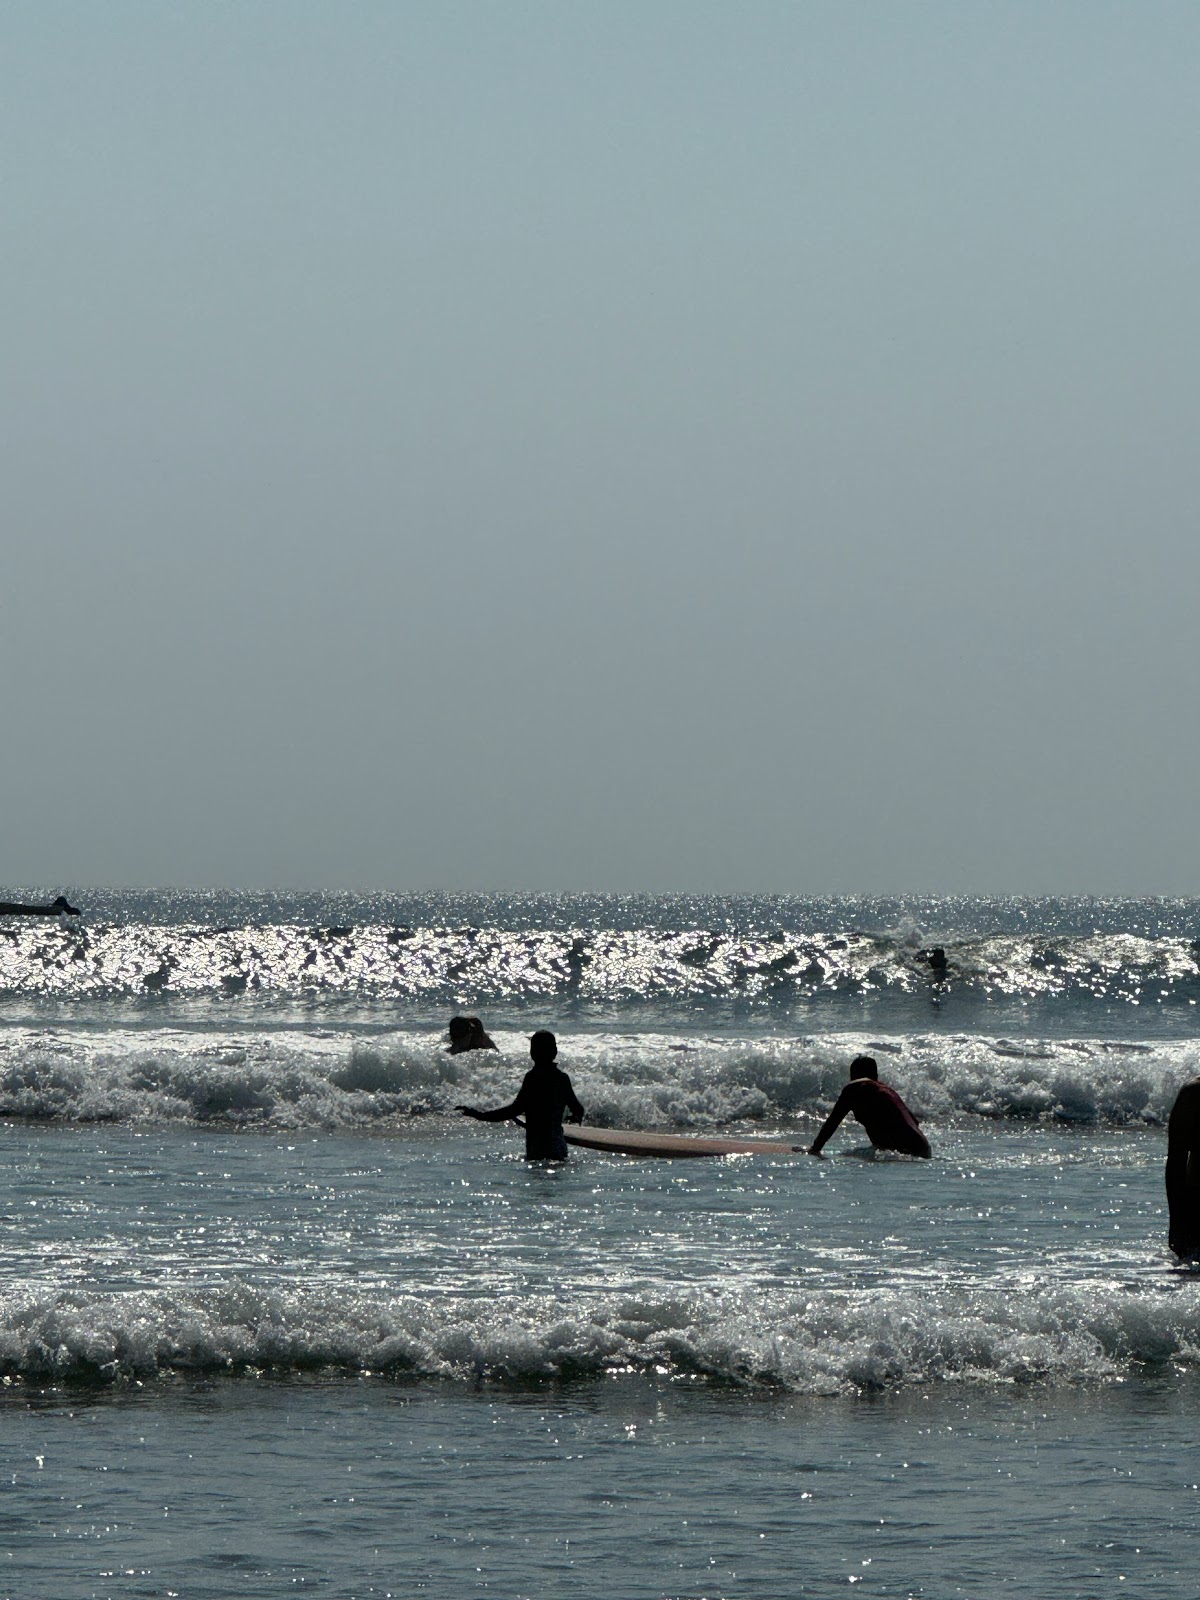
563,1125 -> 804,1158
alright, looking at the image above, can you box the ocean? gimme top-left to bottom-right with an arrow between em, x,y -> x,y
2,891 -> 1198,1598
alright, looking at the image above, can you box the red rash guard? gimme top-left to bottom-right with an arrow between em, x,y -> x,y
811,1078 -> 931,1159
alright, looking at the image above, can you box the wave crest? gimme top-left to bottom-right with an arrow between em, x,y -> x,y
2,922 -> 1199,1011
3,1279 -> 1198,1394
0,1029 -> 1194,1130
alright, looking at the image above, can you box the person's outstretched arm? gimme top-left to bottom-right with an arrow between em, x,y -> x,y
808,1087 -> 851,1157
457,1100 -> 519,1122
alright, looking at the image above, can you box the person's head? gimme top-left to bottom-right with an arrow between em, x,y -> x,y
849,1055 -> 878,1081
447,1016 -> 473,1047
530,1030 -> 558,1065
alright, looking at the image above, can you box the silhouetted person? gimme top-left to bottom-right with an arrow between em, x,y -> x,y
0,894 -> 80,917
924,946 -> 949,975
1166,1077 -> 1200,1258
446,1015 -> 498,1054
457,1030 -> 584,1159
808,1055 -> 931,1159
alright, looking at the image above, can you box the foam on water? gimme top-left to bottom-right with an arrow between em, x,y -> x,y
1,1025 -> 1196,1129
2,1275 -> 1197,1393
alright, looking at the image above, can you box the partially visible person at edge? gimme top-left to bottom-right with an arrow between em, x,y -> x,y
446,1015 -> 498,1054
457,1030 -> 584,1159
0,894 -> 80,917
1166,1077 -> 1200,1259
808,1055 -> 931,1159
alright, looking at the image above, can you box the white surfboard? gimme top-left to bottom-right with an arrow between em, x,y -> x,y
563,1125 -> 804,1158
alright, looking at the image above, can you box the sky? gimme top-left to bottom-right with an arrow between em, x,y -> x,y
3,1 -> 1198,895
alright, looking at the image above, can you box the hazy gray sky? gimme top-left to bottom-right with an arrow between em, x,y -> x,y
4,2 -> 1197,894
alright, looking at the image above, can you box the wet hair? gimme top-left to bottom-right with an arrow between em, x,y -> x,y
448,1016 -> 473,1043
529,1030 -> 558,1063
849,1055 -> 878,1080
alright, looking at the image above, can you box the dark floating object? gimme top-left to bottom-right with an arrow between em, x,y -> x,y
447,1015 -> 498,1053
0,894 -> 81,917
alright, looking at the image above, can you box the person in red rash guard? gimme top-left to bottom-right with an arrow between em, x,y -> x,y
807,1055 -> 931,1159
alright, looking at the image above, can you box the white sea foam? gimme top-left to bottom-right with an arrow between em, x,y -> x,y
2,1277 -> 1197,1393
0,1026 -> 1195,1130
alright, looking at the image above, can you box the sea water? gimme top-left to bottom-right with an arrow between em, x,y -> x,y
1,893 -> 1198,1598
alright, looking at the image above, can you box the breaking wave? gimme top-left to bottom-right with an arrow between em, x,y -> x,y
2,1277 -> 1197,1394
0,1026 -> 1196,1130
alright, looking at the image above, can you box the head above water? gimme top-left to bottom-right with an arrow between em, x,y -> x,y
529,1030 -> 558,1064
447,1016 -> 473,1046
849,1055 -> 879,1081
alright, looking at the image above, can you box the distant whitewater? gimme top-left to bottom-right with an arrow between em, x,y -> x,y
3,890 -> 1200,1018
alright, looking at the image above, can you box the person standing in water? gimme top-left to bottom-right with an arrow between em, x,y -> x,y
1166,1077 -> 1200,1259
808,1055 -> 931,1159
457,1030 -> 584,1159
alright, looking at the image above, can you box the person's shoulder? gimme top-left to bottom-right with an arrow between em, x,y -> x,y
853,1078 -> 905,1108
1168,1081 -> 1200,1139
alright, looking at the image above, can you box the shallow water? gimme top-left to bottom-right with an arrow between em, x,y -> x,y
5,1377 -> 1199,1599
0,1120 -> 1191,1389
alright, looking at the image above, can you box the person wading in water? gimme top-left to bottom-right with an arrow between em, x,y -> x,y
807,1055 -> 931,1159
457,1030 -> 584,1160
1166,1077 -> 1200,1259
